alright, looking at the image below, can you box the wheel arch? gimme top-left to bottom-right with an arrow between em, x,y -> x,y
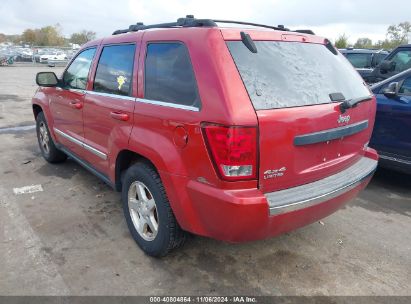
113,147 -> 195,234
32,96 -> 58,142
114,149 -> 158,192
32,104 -> 43,119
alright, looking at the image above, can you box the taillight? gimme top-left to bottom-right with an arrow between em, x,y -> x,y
202,123 -> 258,181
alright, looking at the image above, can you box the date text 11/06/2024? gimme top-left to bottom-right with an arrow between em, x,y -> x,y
149,296 -> 257,303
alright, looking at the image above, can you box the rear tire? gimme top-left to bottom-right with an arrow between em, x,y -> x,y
122,162 -> 186,257
36,112 -> 67,163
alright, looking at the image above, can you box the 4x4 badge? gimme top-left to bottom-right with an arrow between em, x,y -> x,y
337,114 -> 350,124
264,167 -> 286,180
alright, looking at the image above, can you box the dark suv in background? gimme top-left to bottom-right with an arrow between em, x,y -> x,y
365,44 -> 411,84
339,48 -> 389,79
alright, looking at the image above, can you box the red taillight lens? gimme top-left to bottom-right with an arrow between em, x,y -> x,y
202,124 -> 258,181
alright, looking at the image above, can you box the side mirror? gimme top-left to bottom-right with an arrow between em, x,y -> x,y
383,82 -> 399,98
379,60 -> 394,73
36,72 -> 59,87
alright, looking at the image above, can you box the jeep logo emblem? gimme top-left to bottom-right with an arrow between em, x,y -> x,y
337,114 -> 350,124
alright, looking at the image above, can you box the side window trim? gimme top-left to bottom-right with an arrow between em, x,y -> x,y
87,90 -> 136,101
92,43 -> 136,97
137,97 -> 200,112
62,46 -> 97,90
142,41 -> 201,111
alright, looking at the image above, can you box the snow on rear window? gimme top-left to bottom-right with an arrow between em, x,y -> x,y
227,41 -> 370,110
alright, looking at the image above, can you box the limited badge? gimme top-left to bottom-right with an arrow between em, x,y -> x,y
263,167 -> 286,180
117,75 -> 127,90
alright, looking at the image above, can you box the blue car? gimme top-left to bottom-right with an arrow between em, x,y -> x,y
370,68 -> 411,173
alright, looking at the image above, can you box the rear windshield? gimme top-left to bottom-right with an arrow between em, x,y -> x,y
227,41 -> 370,110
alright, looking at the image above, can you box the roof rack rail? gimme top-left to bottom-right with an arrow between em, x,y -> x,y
113,15 -> 217,35
212,19 -> 288,31
212,20 -> 316,35
112,15 -> 314,36
294,29 -> 315,35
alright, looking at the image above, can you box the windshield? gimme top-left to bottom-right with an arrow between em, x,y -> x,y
227,41 -> 370,110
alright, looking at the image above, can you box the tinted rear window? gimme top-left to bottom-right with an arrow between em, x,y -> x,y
227,41 -> 370,110
144,43 -> 200,108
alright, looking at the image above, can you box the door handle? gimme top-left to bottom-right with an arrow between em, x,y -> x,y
69,101 -> 83,109
110,112 -> 129,121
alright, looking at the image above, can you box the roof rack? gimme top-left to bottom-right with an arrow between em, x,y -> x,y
112,15 -> 315,36
113,15 -> 216,35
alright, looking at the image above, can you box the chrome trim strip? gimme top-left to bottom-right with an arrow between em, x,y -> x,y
266,157 -> 378,216
82,143 -> 107,160
86,90 -> 136,101
53,128 -> 107,160
136,98 -> 200,112
54,128 -> 83,146
62,89 -> 199,110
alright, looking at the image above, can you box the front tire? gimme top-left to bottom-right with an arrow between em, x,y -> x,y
36,112 -> 67,163
122,162 -> 186,257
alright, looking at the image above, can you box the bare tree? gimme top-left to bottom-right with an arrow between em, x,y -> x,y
386,22 -> 411,47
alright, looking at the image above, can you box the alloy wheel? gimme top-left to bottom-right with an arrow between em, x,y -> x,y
39,122 -> 50,154
128,181 -> 159,241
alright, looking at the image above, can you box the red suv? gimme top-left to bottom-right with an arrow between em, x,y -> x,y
32,16 -> 378,257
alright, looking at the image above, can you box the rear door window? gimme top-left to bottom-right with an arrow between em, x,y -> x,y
144,43 -> 200,108
93,44 -> 136,96
227,41 -> 370,110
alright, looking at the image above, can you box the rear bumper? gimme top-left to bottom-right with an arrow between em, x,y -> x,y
266,156 -> 377,216
169,151 -> 378,242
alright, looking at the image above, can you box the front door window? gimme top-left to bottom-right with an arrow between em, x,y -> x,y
63,48 -> 96,90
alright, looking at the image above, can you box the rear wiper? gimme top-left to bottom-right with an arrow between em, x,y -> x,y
339,96 -> 373,113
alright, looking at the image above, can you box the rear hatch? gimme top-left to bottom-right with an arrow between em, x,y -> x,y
227,37 -> 375,193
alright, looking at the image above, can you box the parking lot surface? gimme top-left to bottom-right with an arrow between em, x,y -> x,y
0,66 -> 410,296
